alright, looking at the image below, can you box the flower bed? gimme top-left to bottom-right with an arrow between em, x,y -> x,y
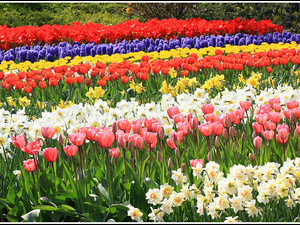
1,17 -> 300,222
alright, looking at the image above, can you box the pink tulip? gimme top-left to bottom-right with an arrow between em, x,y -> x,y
41,126 -> 55,139
43,147 -> 58,162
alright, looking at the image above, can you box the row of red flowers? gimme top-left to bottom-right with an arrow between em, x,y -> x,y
0,17 -> 283,50
1,47 -> 300,94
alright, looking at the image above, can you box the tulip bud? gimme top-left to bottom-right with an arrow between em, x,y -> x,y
291,112 -> 296,122
175,147 -> 180,158
168,158 -> 173,169
252,131 -> 257,140
128,139 -> 134,151
225,115 -> 231,127
294,129 -> 299,139
157,151 -> 163,163
191,118 -> 198,130
131,148 -> 135,158
158,127 -> 164,140
118,135 -> 127,148
222,129 -> 229,139
214,136 -> 220,148
58,134 -> 64,146
207,152 -> 212,161
112,121 -> 117,134
186,113 -> 192,122
173,133 -> 179,146
232,142 -> 237,152
249,153 -> 254,162
229,126 -> 235,137
241,132 -> 246,142
181,163 -> 186,172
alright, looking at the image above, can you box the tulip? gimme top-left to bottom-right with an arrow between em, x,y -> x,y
109,147 -> 120,159
167,106 -> 180,119
269,112 -> 282,124
173,114 -> 185,124
262,130 -> 274,140
63,145 -> 78,157
198,123 -> 212,136
276,129 -> 289,144
43,147 -> 58,162
190,159 -> 203,168
22,140 -> 41,155
167,138 -> 176,149
12,134 -> 26,150
265,121 -> 277,130
117,119 -> 131,133
239,101 -> 252,111
69,132 -> 86,146
23,159 -> 36,172
96,131 -> 115,149
254,113 -> 268,125
253,136 -> 263,149
41,126 -> 55,139
177,122 -> 191,136
143,132 -> 157,149
252,122 -> 264,134
287,100 -> 299,110
201,104 -> 214,115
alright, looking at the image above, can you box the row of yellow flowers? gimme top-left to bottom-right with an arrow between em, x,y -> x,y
1,41 -> 300,73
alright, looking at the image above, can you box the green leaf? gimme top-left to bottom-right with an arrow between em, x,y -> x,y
21,209 -> 40,222
97,180 -> 112,206
81,213 -> 104,222
143,177 -> 159,189
7,188 -> 16,205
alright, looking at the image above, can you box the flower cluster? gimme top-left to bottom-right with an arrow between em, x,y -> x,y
141,158 -> 300,222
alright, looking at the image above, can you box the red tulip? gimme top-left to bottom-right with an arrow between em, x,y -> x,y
286,100 -> 299,110
254,113 -> 268,125
171,131 -> 183,145
167,138 -> 176,149
63,144 -> 78,157
167,106 -> 180,119
292,107 -> 300,119
262,130 -> 274,140
268,112 -> 282,124
198,123 -> 212,136
143,132 -> 157,149
296,126 -> 300,135
201,104 -> 214,115
252,122 -> 264,134
117,119 -> 131,133
190,159 -> 203,167
23,159 -> 36,172
177,122 -> 191,136
173,114 -> 185,124
41,126 -> 55,139
43,147 -> 58,162
253,136 -> 263,149
212,121 -> 223,136
68,132 -> 86,146
12,134 -> 26,149
276,129 -> 289,144
266,66 -> 272,73
265,121 -> 277,130
109,147 -> 120,159
22,140 -> 41,155
132,123 -> 143,135
96,131 -> 115,148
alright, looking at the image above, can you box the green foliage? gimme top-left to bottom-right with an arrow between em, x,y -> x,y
128,3 -> 300,33
0,3 -> 141,27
